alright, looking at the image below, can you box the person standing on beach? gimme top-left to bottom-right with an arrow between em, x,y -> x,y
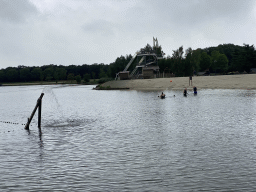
189,76 -> 192,86
193,86 -> 197,95
183,88 -> 187,97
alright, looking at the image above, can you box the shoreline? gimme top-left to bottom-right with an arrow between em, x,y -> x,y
0,81 -> 98,87
102,74 -> 256,90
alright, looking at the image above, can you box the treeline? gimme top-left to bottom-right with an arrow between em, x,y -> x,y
158,44 -> 256,76
0,55 -> 133,83
0,43 -> 256,83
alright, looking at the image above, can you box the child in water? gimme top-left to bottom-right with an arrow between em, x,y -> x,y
193,86 -> 197,94
160,92 -> 165,98
183,88 -> 187,96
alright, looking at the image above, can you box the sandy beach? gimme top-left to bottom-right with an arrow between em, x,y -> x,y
102,74 -> 256,90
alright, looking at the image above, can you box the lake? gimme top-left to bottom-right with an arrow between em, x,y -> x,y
1,85 -> 256,191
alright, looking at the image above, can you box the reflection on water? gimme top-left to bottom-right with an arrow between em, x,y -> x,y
0,85 -> 256,191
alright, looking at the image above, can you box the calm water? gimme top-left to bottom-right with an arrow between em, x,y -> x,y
1,85 -> 256,191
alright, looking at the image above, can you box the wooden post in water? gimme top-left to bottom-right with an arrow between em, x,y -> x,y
24,93 -> 44,131
38,98 -> 42,132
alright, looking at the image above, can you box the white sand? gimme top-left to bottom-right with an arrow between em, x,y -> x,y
102,74 -> 256,90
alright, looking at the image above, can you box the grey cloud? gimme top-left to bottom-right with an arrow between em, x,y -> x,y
146,0 -> 255,28
0,0 -> 256,68
82,20 -> 116,37
0,0 -> 37,23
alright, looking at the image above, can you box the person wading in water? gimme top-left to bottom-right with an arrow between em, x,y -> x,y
159,92 -> 165,99
183,88 -> 187,97
193,86 -> 197,95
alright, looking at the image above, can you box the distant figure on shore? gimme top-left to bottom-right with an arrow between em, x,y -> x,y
183,88 -> 187,97
159,92 -> 165,99
189,76 -> 192,86
193,86 -> 197,95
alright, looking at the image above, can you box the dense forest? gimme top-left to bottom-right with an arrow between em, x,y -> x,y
0,43 -> 256,83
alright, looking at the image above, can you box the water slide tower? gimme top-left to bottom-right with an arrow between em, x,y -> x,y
116,37 -> 164,80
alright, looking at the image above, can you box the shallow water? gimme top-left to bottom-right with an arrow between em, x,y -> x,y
1,85 -> 256,191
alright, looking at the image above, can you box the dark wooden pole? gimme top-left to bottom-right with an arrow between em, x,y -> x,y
24,103 -> 39,130
24,93 -> 44,130
38,98 -> 42,132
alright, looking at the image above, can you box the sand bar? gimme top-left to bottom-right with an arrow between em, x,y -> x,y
102,74 -> 256,90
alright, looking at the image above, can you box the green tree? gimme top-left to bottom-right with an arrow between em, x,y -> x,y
217,54 -> 229,73
31,67 -> 43,81
153,45 -> 164,57
59,68 -> 67,80
53,70 -> 59,83
75,75 -> 81,84
83,73 -> 90,83
200,52 -> 211,71
172,46 -> 184,76
191,49 -> 201,74
53,67 -> 66,83
230,49 -> 243,72
158,58 -> 167,73
91,72 -> 96,80
99,68 -> 107,78
90,64 -> 101,79
211,50 -> 220,72
20,68 -> 31,82
108,55 -> 131,78
210,51 -> 229,73
67,73 -> 75,83
43,67 -> 54,81
6,68 -> 19,82
141,43 -> 153,53
0,70 -> 6,82
184,47 -> 194,76
242,44 -> 256,73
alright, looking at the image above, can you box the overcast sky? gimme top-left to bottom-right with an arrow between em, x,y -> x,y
1,0 -> 256,69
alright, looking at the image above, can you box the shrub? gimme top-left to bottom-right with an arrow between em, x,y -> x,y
83,73 -> 90,83
97,78 -> 112,84
75,75 -> 81,84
